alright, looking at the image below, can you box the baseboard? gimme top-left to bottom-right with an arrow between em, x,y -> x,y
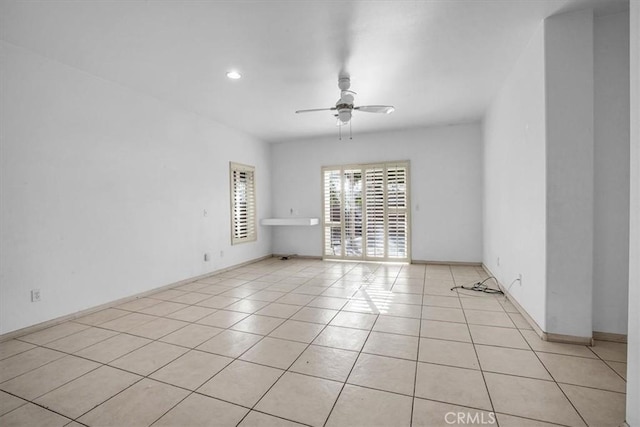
481,264 -> 593,346
412,260 -> 483,266
0,254 -> 274,343
593,331 -> 628,343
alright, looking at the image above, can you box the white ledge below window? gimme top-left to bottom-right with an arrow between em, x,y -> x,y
260,218 -> 320,226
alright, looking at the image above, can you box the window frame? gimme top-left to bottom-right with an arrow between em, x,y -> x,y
229,162 -> 257,245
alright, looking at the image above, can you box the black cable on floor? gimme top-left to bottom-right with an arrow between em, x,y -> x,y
450,276 -> 504,294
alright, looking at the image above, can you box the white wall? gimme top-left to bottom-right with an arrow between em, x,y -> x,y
544,9 -> 594,339
0,42 -> 272,334
483,24 -> 547,331
593,11 -> 630,335
270,124 -> 483,263
626,2 -> 639,424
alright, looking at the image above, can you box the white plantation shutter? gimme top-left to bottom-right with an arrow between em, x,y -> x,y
230,162 -> 256,244
365,167 -> 385,258
322,161 -> 410,261
387,164 -> 408,259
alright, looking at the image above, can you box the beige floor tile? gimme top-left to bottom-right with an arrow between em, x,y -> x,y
537,352 -> 626,392
175,281 -> 210,292
590,340 -> 627,362
116,297 -> 161,311
373,315 -> 420,336
607,361 -> 627,379
0,340 -> 35,361
460,297 -> 505,312
231,314 -> 285,335
150,289 -> 188,301
150,350 -> 232,390
99,312 -> 158,332
464,309 -> 515,328
0,402 -> 70,427
197,295 -> 242,309
309,296 -> 348,310
329,311 -> 377,330
418,337 -> 479,369
154,393 -> 248,426
290,345 -> 358,382
109,341 -> 188,376
496,413 -> 563,426
246,290 -> 287,302
421,306 -> 466,323
225,299 -> 271,313
78,378 -> 189,426
197,329 -> 262,357
239,411 -> 306,426
256,303 -> 303,318
0,390 -> 26,416
292,307 -> 339,324
45,327 -> 117,353
484,372 -> 585,426
293,286 -> 327,296
342,299 -> 382,314
138,300 -> 188,316
415,362 -> 492,410
520,330 -> 597,358
126,316 -> 189,339
388,292 -> 423,305
321,288 -> 358,298
468,324 -> 528,349
363,331 -> 418,360
18,322 -> 88,345
475,345 -> 552,380
34,365 -> 140,419
379,302 -> 422,318
255,372 -> 342,427
423,295 -> 461,308
268,320 -> 325,343
420,320 -> 472,342
507,312 -> 533,330
160,323 -> 223,348
0,347 -> 66,383
277,293 -> 316,305
413,398 -> 496,427
172,305 -> 223,321
198,359 -> 283,406
169,291 -> 211,305
347,353 -> 416,396
239,337 -> 307,369
312,325 -> 369,351
196,309 -> 249,328
326,384 -> 412,427
74,308 -> 129,326
1,355 -> 100,400
559,383 -> 625,427
74,333 -> 151,363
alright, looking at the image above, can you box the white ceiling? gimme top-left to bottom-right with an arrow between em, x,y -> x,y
0,0 -> 628,142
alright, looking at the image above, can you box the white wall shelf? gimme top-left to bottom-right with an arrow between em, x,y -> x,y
261,218 -> 319,226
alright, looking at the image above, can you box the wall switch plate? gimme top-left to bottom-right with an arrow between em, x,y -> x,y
31,289 -> 41,302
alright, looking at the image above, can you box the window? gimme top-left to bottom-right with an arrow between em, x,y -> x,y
230,162 -> 256,244
322,161 -> 410,261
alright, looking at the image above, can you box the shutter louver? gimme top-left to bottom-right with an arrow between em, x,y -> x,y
230,163 -> 257,244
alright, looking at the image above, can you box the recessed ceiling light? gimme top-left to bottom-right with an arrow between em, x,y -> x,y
226,71 -> 242,80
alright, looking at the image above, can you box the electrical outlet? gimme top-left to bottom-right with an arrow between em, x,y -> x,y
518,273 -> 523,284
497,257 -> 501,266
220,250 -> 224,258
31,289 -> 41,302
204,253 -> 210,262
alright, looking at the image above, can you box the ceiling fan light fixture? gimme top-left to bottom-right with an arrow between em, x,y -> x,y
226,70 -> 242,80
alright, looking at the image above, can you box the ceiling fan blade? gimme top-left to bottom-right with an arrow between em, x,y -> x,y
295,107 -> 337,114
354,105 -> 395,114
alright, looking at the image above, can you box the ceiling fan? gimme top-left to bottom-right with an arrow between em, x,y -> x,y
295,77 -> 395,129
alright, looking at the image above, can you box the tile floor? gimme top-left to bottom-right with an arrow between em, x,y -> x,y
0,259 -> 628,426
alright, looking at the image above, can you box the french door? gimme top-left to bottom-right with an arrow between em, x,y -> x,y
322,161 -> 410,262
